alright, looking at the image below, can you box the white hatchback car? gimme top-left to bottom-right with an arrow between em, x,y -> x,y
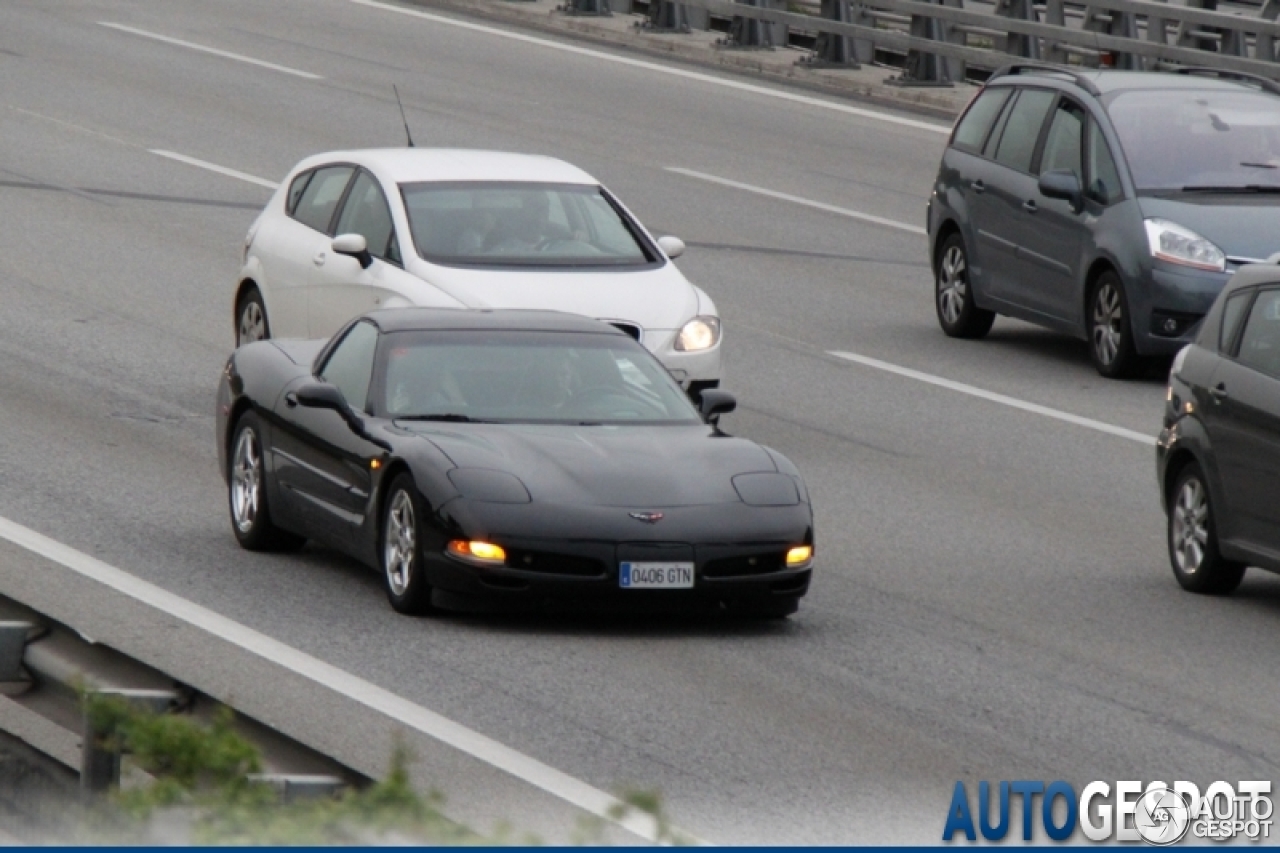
234,149 -> 722,395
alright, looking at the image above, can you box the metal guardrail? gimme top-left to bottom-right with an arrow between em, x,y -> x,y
634,0 -> 1280,83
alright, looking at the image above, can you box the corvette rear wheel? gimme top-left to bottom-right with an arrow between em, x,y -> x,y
1168,463 -> 1245,595
382,474 -> 435,615
236,287 -> 270,347
229,413 -> 305,552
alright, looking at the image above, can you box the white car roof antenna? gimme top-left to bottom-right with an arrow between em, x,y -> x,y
393,85 -> 415,148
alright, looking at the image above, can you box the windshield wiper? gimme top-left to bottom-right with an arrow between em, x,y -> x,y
395,413 -> 491,423
1179,184 -> 1280,193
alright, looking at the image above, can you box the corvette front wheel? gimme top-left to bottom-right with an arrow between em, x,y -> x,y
228,413 -> 305,552
382,474 -> 435,615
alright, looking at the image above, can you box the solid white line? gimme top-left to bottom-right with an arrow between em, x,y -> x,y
98,23 -> 323,80
149,150 -> 279,189
0,515 -> 668,843
827,350 -> 1157,445
668,168 -> 926,235
349,0 -> 952,136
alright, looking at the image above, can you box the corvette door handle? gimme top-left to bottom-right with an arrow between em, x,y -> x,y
1209,383 -> 1228,402
285,391 -> 298,408
1023,199 -> 1038,213
313,252 -> 326,266
971,180 -> 986,194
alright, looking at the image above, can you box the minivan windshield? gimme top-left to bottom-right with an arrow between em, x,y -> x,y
1109,90 -> 1280,192
401,181 -> 656,267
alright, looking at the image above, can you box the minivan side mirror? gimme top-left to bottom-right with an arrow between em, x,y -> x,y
657,235 -> 686,259
1038,169 -> 1084,212
333,233 -> 373,269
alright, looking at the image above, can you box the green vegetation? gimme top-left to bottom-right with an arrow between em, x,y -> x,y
73,692 -> 686,845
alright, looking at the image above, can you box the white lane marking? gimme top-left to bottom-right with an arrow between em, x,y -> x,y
349,0 -> 952,136
827,350 -> 1157,445
0,516 -> 672,843
668,168 -> 926,235
98,23 -> 323,80
149,150 -> 279,189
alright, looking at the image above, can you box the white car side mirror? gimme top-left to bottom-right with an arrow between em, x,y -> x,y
333,233 -> 372,269
657,235 -> 685,260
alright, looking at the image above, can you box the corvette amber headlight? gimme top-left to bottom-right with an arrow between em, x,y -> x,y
1144,219 -> 1225,272
675,316 -> 721,352
785,545 -> 814,569
446,540 -> 506,567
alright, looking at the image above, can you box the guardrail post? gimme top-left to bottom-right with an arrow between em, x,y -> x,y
799,0 -> 866,67
81,688 -> 177,799
1259,0 -> 1280,61
247,774 -> 347,803
641,0 -> 692,31
719,0 -> 781,49
1083,5 -> 1140,68
1176,0 -> 1223,53
0,622 -> 33,684
995,0 -> 1041,59
888,0 -> 965,86
1042,0 -> 1069,63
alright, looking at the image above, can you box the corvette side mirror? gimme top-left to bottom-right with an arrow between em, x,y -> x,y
333,233 -> 373,269
294,381 -> 348,411
699,388 -> 737,421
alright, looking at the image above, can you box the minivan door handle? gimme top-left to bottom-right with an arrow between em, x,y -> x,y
1209,383 -> 1229,402
971,180 -> 986,194
1022,199 -> 1038,213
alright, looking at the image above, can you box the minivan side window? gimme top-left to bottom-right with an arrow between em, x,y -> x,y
1235,289 -> 1280,379
1038,99 -> 1085,179
1086,121 -> 1124,205
992,89 -> 1056,174
292,166 -> 355,234
951,88 -> 1012,153
320,321 -> 380,412
1220,291 -> 1253,354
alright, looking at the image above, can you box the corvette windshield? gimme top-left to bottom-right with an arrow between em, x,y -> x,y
1109,90 -> 1280,191
401,181 -> 656,267
381,331 -> 700,425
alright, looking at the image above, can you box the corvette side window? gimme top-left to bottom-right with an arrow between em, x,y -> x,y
333,171 -> 398,263
292,166 -> 354,234
320,321 -> 379,412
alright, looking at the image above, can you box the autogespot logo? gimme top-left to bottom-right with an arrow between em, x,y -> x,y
942,780 -> 1273,844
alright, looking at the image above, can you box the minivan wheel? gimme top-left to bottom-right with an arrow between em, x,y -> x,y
1168,463 -> 1246,595
1087,272 -> 1138,378
935,233 -> 995,339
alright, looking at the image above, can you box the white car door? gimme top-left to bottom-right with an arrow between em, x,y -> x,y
261,165 -> 356,338
307,169 -> 424,339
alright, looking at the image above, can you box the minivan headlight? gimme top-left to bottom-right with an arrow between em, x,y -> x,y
675,316 -> 721,352
1144,219 -> 1225,272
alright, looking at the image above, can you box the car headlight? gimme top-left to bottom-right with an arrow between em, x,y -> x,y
1144,219 -> 1225,272
675,316 -> 721,352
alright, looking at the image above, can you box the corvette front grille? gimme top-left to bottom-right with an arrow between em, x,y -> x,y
702,553 -> 784,578
505,549 -> 607,578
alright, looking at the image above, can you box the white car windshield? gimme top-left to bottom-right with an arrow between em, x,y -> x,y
401,181 -> 657,267
1109,89 -> 1280,191
382,331 -> 700,425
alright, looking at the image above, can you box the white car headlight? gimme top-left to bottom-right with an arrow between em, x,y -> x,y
1144,218 -> 1225,272
675,316 -> 721,352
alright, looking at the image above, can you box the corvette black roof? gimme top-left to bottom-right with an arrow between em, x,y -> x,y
365,307 -> 628,335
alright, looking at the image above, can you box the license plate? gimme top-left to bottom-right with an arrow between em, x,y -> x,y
619,562 -> 695,589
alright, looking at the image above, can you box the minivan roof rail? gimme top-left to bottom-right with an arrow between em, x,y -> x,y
1170,67 -> 1280,96
988,63 -> 1102,97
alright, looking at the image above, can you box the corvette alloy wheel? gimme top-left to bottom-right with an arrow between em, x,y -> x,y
384,489 -> 416,598
231,428 -> 262,533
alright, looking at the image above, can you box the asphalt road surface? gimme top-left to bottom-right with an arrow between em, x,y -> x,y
1,1 -> 1277,843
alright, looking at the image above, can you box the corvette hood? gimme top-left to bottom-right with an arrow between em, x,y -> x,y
407,260 -> 699,331
405,423 -> 775,507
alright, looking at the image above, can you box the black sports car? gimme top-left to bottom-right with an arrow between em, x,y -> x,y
216,308 -> 814,616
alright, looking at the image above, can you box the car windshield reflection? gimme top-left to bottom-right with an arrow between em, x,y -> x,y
401,181 -> 657,267
382,331 -> 701,425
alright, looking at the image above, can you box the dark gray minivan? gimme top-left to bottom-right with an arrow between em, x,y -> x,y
928,65 -> 1280,378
